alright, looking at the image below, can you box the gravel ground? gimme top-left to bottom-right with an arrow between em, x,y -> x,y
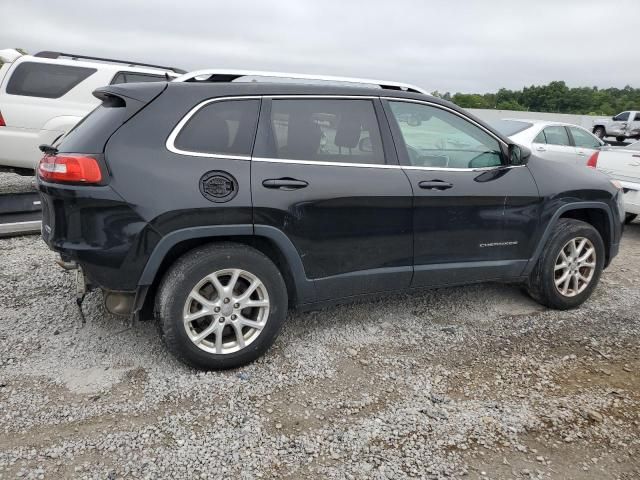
0,172 -> 36,195
0,224 -> 638,479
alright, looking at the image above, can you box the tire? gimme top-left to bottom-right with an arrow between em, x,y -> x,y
156,242 -> 288,370
526,219 -> 605,310
616,136 -> 626,143
626,213 -> 638,224
593,126 -> 605,139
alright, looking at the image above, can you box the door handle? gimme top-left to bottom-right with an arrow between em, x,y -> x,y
262,178 -> 308,190
418,180 -> 453,190
536,146 -> 546,152
577,151 -> 586,156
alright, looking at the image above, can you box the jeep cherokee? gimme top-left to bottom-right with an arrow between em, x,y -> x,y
36,71 -> 625,370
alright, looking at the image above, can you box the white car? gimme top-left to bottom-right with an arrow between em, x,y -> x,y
491,119 -> 606,166
589,140 -> 640,224
0,49 -> 184,173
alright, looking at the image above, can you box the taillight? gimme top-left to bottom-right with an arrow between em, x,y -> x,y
586,151 -> 599,168
0,110 -> 5,127
38,154 -> 103,184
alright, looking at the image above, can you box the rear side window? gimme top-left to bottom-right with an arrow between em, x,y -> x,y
541,126 -> 571,146
174,99 -> 260,156
268,99 -> 385,164
111,72 -> 166,85
6,62 -> 96,99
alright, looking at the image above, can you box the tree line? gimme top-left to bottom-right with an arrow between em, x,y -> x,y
432,81 -> 640,116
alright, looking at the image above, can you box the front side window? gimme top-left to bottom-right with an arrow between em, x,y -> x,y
269,99 -> 385,164
174,99 -> 260,156
542,126 -> 571,146
111,72 -> 166,84
6,62 -> 97,99
613,112 -> 630,121
569,127 -> 601,148
388,101 -> 503,169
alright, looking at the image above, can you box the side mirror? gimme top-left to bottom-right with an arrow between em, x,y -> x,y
508,143 -> 529,166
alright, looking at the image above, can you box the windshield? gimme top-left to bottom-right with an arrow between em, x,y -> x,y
489,119 -> 533,137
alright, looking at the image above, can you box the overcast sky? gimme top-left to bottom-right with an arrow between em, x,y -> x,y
1,0 -> 638,93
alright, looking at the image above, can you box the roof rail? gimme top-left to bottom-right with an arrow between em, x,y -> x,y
33,51 -> 187,74
172,69 -> 429,95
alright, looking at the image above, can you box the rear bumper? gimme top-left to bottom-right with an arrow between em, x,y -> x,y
38,179 -> 160,291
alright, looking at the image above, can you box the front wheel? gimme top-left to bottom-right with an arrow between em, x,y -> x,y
526,219 -> 604,310
156,242 -> 288,370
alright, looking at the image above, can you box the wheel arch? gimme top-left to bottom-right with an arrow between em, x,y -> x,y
525,202 -> 615,275
136,225 -> 315,315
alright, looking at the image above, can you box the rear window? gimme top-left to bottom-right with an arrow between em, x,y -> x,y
56,100 -> 127,153
6,62 -> 96,99
111,72 -> 166,85
174,99 -> 260,156
489,119 -> 533,137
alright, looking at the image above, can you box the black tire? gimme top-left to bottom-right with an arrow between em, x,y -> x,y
616,136 -> 626,143
593,126 -> 605,139
156,242 -> 288,370
526,219 -> 605,310
626,213 -> 638,224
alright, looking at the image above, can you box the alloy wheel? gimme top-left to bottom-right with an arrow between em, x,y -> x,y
554,237 -> 596,297
182,268 -> 270,354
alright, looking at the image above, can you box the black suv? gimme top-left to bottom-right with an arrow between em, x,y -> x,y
37,71 -> 625,370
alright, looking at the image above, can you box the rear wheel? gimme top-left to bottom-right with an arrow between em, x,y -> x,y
616,136 -> 626,143
626,213 -> 638,224
526,219 -> 604,310
593,126 -> 605,139
156,243 -> 288,370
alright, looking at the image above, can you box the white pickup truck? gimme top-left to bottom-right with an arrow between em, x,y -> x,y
592,111 -> 640,143
0,49 -> 183,174
590,140 -> 640,223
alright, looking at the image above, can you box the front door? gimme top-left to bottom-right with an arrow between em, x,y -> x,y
383,99 -> 540,287
251,97 -> 414,301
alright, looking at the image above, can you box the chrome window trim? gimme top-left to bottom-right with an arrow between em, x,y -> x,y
165,95 -> 261,159
252,156 -> 525,173
166,94 -> 511,172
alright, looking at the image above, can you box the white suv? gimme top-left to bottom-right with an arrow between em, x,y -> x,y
0,49 -> 184,173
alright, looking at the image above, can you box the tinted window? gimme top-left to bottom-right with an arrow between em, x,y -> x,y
269,99 -> 385,164
111,72 -> 166,84
542,126 -> 571,146
174,99 -> 260,156
6,62 -> 96,99
613,112 -> 630,121
490,119 -> 533,136
388,101 -> 503,169
569,127 -> 601,148
634,113 -> 640,122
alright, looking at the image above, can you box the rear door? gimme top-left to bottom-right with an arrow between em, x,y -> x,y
567,126 -> 603,165
251,96 -> 414,301
531,125 -> 579,164
383,99 -> 540,287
